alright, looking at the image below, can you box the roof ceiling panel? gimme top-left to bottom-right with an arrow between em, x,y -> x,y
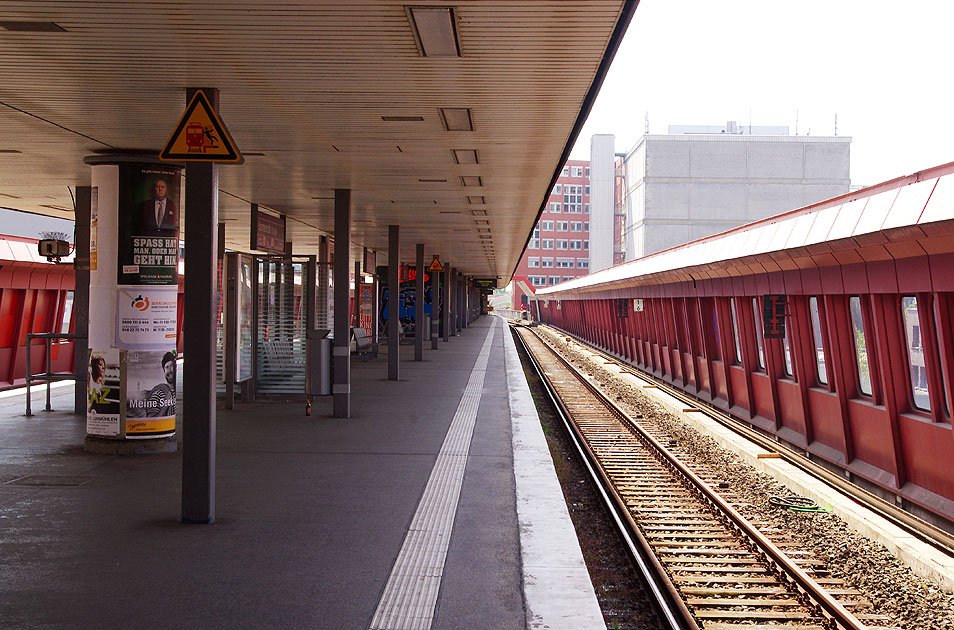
0,1 -> 630,279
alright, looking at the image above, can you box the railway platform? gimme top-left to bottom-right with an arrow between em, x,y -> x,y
0,315 -> 604,630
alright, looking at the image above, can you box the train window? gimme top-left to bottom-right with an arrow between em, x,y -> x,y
849,296 -> 872,396
901,296 -> 931,411
730,298 -> 742,364
809,297 -> 827,385
706,299 -> 722,361
59,291 -> 74,334
752,297 -> 765,370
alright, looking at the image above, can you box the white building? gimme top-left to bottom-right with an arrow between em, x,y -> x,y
622,123 -> 851,260
588,134 -> 616,273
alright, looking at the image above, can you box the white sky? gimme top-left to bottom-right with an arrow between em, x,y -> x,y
570,0 -> 954,187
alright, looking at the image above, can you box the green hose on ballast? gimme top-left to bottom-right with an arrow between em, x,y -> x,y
769,495 -> 831,513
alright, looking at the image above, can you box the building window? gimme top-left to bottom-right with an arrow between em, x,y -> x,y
752,297 -> 765,370
556,257 -> 574,268
541,220 -> 553,231
563,276 -> 574,282
549,202 -> 561,213
556,221 -> 568,232
527,257 -> 540,268
584,204 -> 590,213
902,296 -> 932,411
584,222 -> 589,232
584,185 -> 590,195
570,222 -> 582,232
583,240 -> 589,250
585,167 -> 590,177
529,275 -> 546,287
572,166 -> 583,177
849,296 -> 872,397
548,276 -> 559,286
59,290 -> 74,334
529,239 -> 539,249
563,185 -> 583,213
730,298 -> 742,365
541,258 -> 554,268
552,184 -> 562,196
562,166 -> 569,176
541,239 -> 553,249
532,228 -> 540,239
809,297 -> 828,385
577,260 -> 589,269
556,239 -> 568,250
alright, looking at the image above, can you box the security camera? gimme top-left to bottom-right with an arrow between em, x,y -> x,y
38,239 -> 71,263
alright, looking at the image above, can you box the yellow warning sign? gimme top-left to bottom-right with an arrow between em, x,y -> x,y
426,256 -> 445,273
159,90 -> 243,163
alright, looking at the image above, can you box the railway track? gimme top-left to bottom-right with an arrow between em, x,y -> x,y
515,324 -> 896,630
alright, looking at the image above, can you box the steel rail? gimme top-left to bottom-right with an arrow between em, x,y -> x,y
521,324 -> 869,630
513,326 -> 698,630
547,323 -> 954,557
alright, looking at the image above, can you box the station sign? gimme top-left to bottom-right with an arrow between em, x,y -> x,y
762,294 -> 787,338
250,205 -> 286,253
473,278 -> 497,290
159,90 -> 243,163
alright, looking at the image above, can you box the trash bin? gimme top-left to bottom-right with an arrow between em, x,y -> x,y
307,330 -> 332,396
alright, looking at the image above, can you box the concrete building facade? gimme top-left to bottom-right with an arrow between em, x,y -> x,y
622,125 -> 851,260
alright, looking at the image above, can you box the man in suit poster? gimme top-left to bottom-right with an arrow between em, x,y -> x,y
117,164 -> 181,286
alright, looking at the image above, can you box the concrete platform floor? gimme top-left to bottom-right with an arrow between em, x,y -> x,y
0,316 -> 602,629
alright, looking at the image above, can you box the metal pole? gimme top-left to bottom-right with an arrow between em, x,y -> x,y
442,265 -> 450,342
414,243 -> 424,361
430,258 -> 439,350
354,260 -> 361,331
225,253 -> 238,409
73,185 -> 91,415
333,189 -> 351,418
388,225 -> 400,380
45,337 -> 52,411
181,86 -> 219,525
25,334 -> 32,417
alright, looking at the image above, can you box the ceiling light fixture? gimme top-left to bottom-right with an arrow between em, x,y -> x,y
467,196 -> 485,205
439,108 -> 473,131
382,115 -> 425,122
460,176 -> 481,187
0,21 -> 65,32
406,6 -> 461,57
419,178 -> 447,183
452,149 -> 478,164
471,209 -> 487,216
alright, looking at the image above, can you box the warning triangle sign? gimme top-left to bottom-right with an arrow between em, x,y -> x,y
426,256 -> 445,272
160,90 -> 243,163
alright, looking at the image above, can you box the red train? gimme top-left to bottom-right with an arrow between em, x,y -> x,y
537,161 -> 954,528
0,236 -> 185,389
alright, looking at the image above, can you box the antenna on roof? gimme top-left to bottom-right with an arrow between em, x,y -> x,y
795,109 -> 799,135
834,113 -> 838,136
644,111 -> 649,134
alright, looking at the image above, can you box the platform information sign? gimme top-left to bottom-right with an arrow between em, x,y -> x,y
762,294 -> 787,339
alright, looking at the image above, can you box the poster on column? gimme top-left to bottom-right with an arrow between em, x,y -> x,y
116,286 -> 179,349
86,348 -> 121,436
117,164 -> 181,286
359,283 -> 374,338
125,349 -> 177,438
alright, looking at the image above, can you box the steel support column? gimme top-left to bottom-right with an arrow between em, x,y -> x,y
333,189 -> 351,418
73,186 -> 91,415
414,243 -> 424,361
431,258 -> 439,350
181,154 -> 218,523
388,225 -> 400,380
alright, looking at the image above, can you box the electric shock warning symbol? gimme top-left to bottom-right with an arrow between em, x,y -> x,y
160,90 -> 242,163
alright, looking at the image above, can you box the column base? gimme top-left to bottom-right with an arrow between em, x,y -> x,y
84,435 -> 178,455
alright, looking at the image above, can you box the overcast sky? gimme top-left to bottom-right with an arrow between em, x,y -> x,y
571,0 -> 954,188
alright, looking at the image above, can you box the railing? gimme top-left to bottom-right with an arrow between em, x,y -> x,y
494,308 -> 531,322
25,332 -> 84,416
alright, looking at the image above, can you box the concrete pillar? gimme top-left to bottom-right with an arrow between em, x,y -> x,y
442,265 -> 450,342
388,225 -> 400,380
456,271 -> 463,334
73,186 -> 91,415
430,258 -> 439,350
414,243 -> 424,361
333,189 -> 351,418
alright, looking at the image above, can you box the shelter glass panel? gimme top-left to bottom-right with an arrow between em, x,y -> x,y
730,298 -> 742,364
752,297 -> 765,370
850,296 -> 872,397
901,296 -> 930,411
809,297 -> 827,385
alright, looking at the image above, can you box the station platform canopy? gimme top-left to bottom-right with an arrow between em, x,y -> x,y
0,1 -> 635,282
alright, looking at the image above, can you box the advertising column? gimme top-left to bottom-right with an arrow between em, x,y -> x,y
85,156 -> 181,451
